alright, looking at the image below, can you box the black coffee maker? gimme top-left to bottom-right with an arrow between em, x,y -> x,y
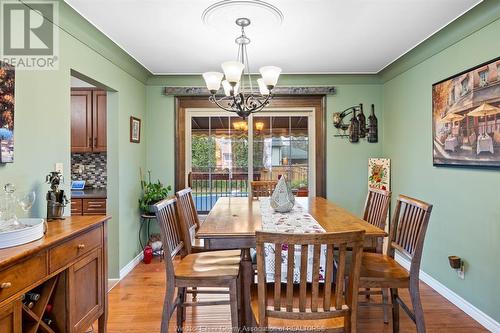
46,171 -> 69,220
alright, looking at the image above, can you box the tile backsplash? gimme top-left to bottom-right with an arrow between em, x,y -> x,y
71,153 -> 107,189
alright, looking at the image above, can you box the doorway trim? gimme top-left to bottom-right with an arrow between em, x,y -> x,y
175,96 -> 327,197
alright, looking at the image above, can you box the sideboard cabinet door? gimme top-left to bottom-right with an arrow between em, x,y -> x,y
0,301 -> 21,333
68,249 -> 102,332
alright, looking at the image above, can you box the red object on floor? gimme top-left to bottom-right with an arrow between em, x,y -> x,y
143,246 -> 153,264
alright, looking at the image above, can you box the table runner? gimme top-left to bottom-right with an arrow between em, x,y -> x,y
259,198 -> 327,282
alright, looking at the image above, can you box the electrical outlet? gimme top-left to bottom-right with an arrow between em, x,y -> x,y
55,163 -> 63,174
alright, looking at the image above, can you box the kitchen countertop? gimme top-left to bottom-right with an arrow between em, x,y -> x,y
71,188 -> 107,199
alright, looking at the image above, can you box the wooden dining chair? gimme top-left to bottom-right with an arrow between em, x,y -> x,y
358,195 -> 433,333
175,188 -> 204,253
153,198 -> 241,333
250,180 -> 277,200
361,188 -> 391,323
253,230 -> 365,333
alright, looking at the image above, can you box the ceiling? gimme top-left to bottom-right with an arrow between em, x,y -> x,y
65,0 -> 482,75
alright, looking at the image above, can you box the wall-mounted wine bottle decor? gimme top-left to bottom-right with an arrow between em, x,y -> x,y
333,103 -> 378,143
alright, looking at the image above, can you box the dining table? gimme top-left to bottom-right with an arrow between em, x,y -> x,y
196,196 -> 387,328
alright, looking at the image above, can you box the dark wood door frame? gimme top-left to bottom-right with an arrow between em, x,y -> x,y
175,95 -> 327,198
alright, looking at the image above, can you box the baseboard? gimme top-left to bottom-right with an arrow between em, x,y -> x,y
107,252 -> 145,292
395,253 -> 499,333
119,251 -> 144,280
107,278 -> 120,292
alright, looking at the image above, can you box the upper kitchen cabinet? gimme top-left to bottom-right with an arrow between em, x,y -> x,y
71,89 -> 107,153
92,90 -> 107,152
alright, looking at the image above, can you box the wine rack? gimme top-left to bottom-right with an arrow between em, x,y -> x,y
22,276 -> 60,333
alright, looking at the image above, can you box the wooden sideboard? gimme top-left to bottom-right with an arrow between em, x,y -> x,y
0,216 -> 110,333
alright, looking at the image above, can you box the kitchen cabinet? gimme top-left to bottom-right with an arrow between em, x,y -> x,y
71,89 -> 107,153
71,198 -> 106,216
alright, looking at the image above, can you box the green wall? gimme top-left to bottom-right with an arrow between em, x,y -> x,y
381,16 -> 500,322
146,76 -> 382,215
0,0 -> 149,278
3,0 -> 499,324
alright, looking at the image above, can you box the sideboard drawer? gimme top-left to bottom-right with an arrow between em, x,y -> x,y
0,253 -> 47,303
49,226 -> 102,273
82,199 -> 106,215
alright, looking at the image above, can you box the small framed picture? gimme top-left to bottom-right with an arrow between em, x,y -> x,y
130,116 -> 141,143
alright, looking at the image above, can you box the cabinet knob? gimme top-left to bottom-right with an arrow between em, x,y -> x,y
0,282 -> 12,289
77,243 -> 86,250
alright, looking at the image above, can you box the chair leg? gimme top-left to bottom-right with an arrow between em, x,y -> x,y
161,283 -> 176,333
390,288 -> 400,333
229,279 -> 239,332
410,283 -> 426,333
382,288 -> 389,324
177,287 -> 186,331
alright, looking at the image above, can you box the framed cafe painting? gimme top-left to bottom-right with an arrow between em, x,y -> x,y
432,57 -> 500,168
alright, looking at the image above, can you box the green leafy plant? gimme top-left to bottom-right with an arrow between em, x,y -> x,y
139,170 -> 172,212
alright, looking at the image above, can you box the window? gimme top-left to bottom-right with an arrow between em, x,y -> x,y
461,77 -> 469,96
479,70 -> 488,87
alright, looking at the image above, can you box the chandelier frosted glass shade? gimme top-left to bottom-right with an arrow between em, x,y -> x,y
221,61 -> 245,84
257,78 -> 269,95
202,72 -> 224,93
259,66 -> 282,88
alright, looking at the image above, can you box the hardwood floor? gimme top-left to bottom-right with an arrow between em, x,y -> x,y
106,258 -> 488,333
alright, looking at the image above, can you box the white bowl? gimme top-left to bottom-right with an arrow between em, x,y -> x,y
0,218 -> 45,249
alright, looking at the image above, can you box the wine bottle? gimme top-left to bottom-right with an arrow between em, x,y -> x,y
349,108 -> 360,143
357,103 -> 366,138
367,104 -> 378,143
26,292 -> 41,302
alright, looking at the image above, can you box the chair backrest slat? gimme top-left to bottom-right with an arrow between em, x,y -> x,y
335,244 -> 347,308
298,244 -> 308,312
310,244 -> 321,312
286,245 -> 294,312
363,188 -> 392,230
255,231 -> 365,330
388,195 -> 433,276
250,181 -> 278,200
274,243 -> 282,311
323,244 -> 334,311
176,188 -> 201,254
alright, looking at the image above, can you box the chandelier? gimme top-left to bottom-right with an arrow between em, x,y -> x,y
202,17 -> 282,119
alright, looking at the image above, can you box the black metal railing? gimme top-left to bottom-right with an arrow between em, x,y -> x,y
189,172 -> 249,214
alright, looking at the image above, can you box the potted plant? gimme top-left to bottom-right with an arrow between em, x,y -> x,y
139,170 -> 172,213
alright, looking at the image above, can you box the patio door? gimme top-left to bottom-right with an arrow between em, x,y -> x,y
185,109 -> 315,213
